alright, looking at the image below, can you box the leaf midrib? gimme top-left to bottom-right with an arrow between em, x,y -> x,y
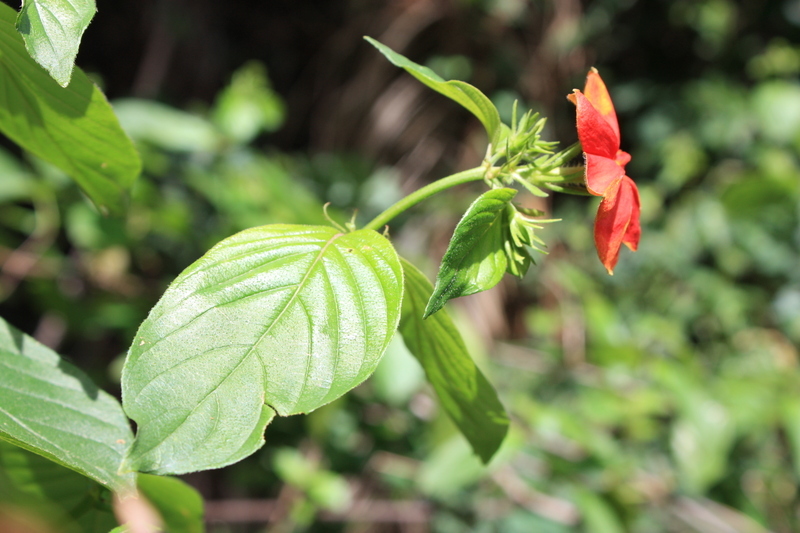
129,231 -> 344,460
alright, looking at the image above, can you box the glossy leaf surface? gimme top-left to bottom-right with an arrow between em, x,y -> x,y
425,188 -> 516,318
0,2 -> 140,215
399,259 -> 508,463
122,224 -> 403,475
0,318 -> 135,494
365,36 -> 502,145
15,0 -> 96,86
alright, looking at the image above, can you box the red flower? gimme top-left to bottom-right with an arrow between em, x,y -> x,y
568,68 -> 641,275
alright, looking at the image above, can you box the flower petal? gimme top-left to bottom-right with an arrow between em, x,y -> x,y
569,90 -> 620,159
621,177 -> 641,252
583,68 -> 621,142
585,153 -> 625,196
593,176 -> 640,274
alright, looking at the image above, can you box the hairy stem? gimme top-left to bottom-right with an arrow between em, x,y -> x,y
363,167 -> 486,231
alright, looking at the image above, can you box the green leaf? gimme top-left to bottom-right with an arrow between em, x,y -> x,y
0,2 -> 140,215
425,188 -> 516,318
137,474 -> 204,533
113,98 -> 223,153
15,0 -> 96,87
0,440 -> 119,533
399,258 -> 509,463
365,36 -> 502,145
670,397 -> 735,494
573,488 -> 626,533
211,61 -> 286,145
122,224 -> 404,475
0,317 -> 136,494
0,442 -> 206,533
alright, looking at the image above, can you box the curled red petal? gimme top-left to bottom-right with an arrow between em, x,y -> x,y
570,90 -> 620,159
585,153 -> 625,196
616,149 -> 631,167
583,68 -> 621,142
593,176 -> 640,274
621,177 -> 641,252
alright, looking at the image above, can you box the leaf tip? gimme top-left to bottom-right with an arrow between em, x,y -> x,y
422,297 -> 443,319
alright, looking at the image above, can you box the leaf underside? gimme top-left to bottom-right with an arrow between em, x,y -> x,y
400,258 -> 509,463
15,0 -> 96,87
425,188 -> 517,317
122,224 -> 404,475
0,317 -> 135,494
364,36 -> 502,146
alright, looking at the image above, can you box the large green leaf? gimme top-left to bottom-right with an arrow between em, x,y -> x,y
15,0 -> 96,87
0,2 -> 140,215
0,317 -> 136,494
365,36 -> 502,145
122,224 -> 404,475
399,259 -> 508,463
425,188 -> 516,318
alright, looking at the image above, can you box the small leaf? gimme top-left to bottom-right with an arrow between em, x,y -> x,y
0,317 -> 135,494
365,36 -> 502,145
0,2 -> 140,215
573,487 -> 626,533
122,224 -> 404,475
211,61 -> 286,144
15,0 -> 96,87
670,398 -> 735,494
399,258 -> 509,463
425,188 -> 516,318
137,475 -> 204,533
113,98 -> 223,153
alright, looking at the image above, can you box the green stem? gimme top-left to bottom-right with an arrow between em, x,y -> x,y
363,166 -> 486,231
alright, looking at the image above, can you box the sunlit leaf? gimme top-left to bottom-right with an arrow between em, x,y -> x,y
365,36 -> 502,145
425,188 -> 516,318
122,224 -> 404,475
15,0 -> 96,87
0,2 -> 140,215
0,317 -> 136,494
399,258 -> 508,463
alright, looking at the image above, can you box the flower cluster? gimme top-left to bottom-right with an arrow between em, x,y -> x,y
568,68 -> 641,274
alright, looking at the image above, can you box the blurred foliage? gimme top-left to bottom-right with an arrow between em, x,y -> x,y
3,0 -> 800,532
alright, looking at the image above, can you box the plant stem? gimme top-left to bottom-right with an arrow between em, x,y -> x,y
363,167 -> 486,231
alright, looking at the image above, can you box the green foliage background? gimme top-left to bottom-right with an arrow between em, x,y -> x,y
3,0 -> 800,531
